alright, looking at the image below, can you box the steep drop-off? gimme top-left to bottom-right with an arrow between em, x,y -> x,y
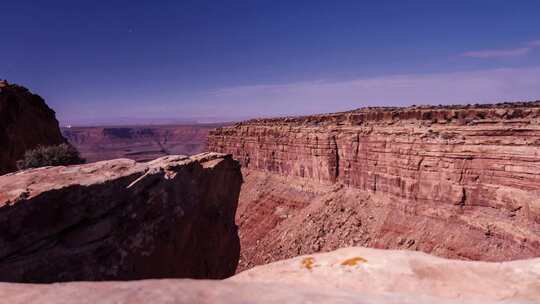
0,81 -> 65,174
208,102 -> 540,270
0,152 -> 242,283
63,124 -> 222,163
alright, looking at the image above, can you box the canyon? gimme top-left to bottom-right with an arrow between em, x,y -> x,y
208,102 -> 540,271
0,152 -> 242,282
0,81 -> 65,174
62,124 -> 222,163
1,81 -> 539,302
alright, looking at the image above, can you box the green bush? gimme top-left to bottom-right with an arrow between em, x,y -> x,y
17,143 -> 85,170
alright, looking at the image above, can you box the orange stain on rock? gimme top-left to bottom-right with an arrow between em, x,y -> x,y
302,257 -> 315,270
341,257 -> 367,266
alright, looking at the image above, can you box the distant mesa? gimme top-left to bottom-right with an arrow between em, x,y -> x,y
62,123 -> 224,163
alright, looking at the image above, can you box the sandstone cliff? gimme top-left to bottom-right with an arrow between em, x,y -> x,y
0,247 -> 538,303
0,81 -> 66,175
208,102 -> 540,270
0,152 -> 242,283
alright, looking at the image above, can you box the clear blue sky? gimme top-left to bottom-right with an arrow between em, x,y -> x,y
3,1 -> 540,125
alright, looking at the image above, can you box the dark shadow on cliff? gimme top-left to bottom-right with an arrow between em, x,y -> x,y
0,154 -> 242,282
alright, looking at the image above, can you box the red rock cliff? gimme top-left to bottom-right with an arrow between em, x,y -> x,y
0,81 -> 66,175
0,152 -> 242,283
208,102 -> 540,270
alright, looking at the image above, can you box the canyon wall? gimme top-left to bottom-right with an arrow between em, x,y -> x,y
208,102 -> 540,270
0,81 -> 65,175
0,152 -> 242,283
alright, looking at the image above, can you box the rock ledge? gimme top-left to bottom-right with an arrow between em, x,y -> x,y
0,152 -> 242,282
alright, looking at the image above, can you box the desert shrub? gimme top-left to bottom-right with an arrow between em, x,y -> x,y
17,143 -> 85,170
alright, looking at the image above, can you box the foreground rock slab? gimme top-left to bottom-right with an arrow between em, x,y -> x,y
232,247 -> 540,303
0,247 -> 538,304
0,153 -> 242,282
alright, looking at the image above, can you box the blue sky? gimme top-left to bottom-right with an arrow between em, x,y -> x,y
2,1 -> 540,125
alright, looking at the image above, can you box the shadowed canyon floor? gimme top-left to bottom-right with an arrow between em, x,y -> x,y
208,102 -> 540,271
1,247 -> 539,304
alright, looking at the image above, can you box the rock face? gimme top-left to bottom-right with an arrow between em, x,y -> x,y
62,124 -> 223,163
0,152 -> 242,283
208,102 -> 540,270
0,82 -> 66,175
0,247 -> 538,304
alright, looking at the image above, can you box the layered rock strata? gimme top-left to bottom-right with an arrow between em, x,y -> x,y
0,247 -> 539,304
0,152 -> 242,282
208,102 -> 540,269
0,81 -> 66,174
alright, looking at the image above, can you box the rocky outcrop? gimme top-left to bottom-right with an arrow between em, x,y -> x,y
0,152 -> 242,283
208,102 -> 540,269
62,124 -> 223,163
0,81 -> 66,175
0,247 -> 538,303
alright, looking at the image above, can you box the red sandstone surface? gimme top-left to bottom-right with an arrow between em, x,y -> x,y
208,102 -> 540,271
0,81 -> 65,175
62,124 -> 223,162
